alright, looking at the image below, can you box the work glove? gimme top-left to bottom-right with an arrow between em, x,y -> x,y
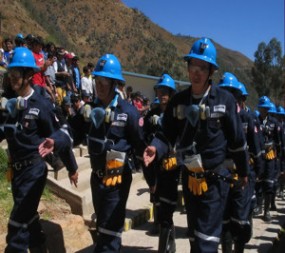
162,156 -> 177,171
0,97 -> 7,109
188,167 -> 208,196
151,115 -> 160,125
230,173 -> 239,188
265,149 -> 276,160
83,104 -> 92,121
103,159 -> 124,187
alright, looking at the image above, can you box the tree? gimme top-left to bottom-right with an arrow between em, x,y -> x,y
251,38 -> 284,104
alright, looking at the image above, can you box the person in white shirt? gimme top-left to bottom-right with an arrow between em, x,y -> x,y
81,65 -> 93,100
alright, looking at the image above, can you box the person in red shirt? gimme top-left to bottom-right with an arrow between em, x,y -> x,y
30,36 -> 52,96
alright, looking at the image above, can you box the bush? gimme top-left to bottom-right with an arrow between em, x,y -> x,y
0,147 -> 8,181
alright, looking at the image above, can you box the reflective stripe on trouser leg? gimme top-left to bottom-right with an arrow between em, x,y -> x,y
8,214 -> 39,229
91,171 -> 132,253
157,167 -> 180,228
6,163 -> 47,253
98,227 -> 122,238
183,168 -> 230,253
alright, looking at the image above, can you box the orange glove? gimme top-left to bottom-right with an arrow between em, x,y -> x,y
103,159 -> 124,187
162,156 -> 177,171
188,167 -> 208,196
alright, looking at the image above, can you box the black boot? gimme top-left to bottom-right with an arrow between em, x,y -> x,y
168,226 -> 176,253
221,230 -> 233,253
270,193 -> 277,211
158,227 -> 171,253
234,240 -> 245,253
29,243 -> 48,253
263,194 -> 272,222
253,194 -> 263,216
149,203 -> 159,235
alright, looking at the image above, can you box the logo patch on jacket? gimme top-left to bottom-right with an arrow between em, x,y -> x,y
117,113 -> 128,121
28,108 -> 40,116
213,105 -> 226,113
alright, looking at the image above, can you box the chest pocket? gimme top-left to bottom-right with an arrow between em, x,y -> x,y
207,117 -> 222,134
109,120 -> 127,139
22,114 -> 38,132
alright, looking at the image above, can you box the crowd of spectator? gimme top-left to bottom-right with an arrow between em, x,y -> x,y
0,33 -> 154,150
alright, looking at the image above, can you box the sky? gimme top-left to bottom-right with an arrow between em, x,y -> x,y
122,0 -> 284,61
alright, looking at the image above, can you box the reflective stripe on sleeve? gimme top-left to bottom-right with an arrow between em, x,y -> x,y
228,142 -> 247,153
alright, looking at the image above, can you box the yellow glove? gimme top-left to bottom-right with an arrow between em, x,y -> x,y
162,156 -> 177,171
265,149 -> 276,160
230,173 -> 239,188
103,159 -> 123,187
249,157 -> 254,165
188,167 -> 208,196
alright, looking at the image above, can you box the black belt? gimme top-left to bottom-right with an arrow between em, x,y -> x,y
187,169 -> 236,184
93,167 -> 124,179
11,157 -> 43,171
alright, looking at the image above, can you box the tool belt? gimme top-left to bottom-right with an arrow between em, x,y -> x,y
187,169 -> 236,184
10,156 -> 43,171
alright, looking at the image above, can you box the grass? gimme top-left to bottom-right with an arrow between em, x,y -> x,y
0,177 -> 13,220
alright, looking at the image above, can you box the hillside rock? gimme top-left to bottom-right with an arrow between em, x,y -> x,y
0,196 -> 94,253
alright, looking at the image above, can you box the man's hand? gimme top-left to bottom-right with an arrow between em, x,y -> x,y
39,138 -> 55,157
143,146 -> 157,167
69,171 -> 78,187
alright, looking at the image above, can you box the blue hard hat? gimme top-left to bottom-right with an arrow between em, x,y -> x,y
238,82 -> 248,96
268,102 -> 277,114
258,96 -> 271,109
184,37 -> 219,69
154,74 -> 176,91
276,106 -> 285,115
92,54 -> 125,82
218,72 -> 239,89
16,33 -> 24,39
254,110 -> 260,117
8,47 -> 40,72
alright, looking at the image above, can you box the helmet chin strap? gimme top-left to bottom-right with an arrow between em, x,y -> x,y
17,70 -> 32,97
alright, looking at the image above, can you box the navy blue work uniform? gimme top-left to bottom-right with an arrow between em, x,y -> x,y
151,85 -> 249,253
279,120 -> 285,199
87,95 -> 145,253
271,115 -> 285,208
222,108 -> 262,251
143,106 -> 180,249
1,89 -> 77,253
258,115 -> 281,194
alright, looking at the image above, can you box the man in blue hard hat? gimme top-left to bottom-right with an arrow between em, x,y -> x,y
87,54 -> 146,252
2,47 -> 78,253
143,37 -> 249,253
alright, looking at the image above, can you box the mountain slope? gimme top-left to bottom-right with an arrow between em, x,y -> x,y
0,0 -> 257,105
